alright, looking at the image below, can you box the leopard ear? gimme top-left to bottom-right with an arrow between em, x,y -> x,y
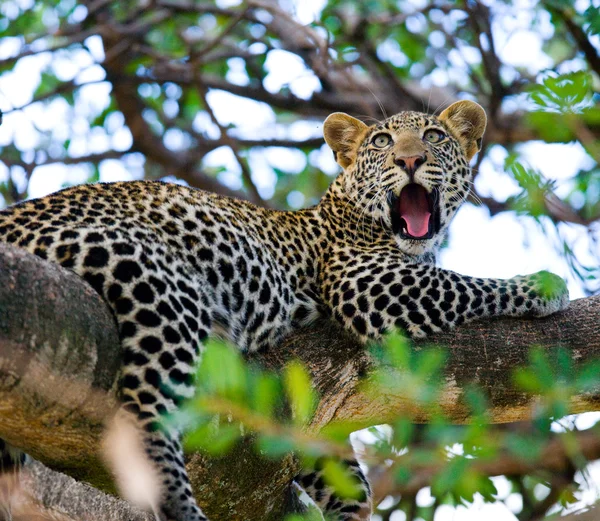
323,113 -> 369,169
439,100 -> 487,161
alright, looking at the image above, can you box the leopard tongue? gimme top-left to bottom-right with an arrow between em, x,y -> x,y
398,185 -> 431,237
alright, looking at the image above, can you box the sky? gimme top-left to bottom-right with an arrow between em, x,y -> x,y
0,0 -> 599,520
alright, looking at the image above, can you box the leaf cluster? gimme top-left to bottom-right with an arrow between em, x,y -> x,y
174,332 -> 600,520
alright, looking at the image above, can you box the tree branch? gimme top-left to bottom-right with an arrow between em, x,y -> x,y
472,190 -> 600,227
369,428 -> 599,500
545,3 -> 600,77
14,461 -> 151,521
1,243 -> 600,520
196,83 -> 265,206
141,71 -> 600,146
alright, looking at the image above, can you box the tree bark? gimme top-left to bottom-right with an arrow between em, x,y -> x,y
1,242 -> 599,520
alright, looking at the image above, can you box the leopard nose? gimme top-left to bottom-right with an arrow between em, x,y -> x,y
394,154 -> 426,178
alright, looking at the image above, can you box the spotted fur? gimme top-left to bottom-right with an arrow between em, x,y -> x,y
0,101 -> 568,520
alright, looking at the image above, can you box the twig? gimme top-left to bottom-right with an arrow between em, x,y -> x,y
195,83 -> 266,206
372,429 -> 600,499
191,6 -> 251,62
0,149 -> 131,169
470,188 -> 599,227
545,3 -> 600,77
0,79 -> 104,117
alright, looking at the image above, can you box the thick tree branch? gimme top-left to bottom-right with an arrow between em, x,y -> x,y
14,461 -> 151,521
82,6 -> 247,203
141,71 -> 600,147
1,243 -> 600,520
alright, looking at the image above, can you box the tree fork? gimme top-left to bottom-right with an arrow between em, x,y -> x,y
1,243 -> 599,520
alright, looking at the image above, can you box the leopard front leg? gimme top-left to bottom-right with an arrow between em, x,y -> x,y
325,254 -> 569,339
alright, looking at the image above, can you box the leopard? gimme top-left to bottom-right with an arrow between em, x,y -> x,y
0,100 -> 569,521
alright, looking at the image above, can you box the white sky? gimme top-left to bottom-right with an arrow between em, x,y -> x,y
0,0 -> 599,519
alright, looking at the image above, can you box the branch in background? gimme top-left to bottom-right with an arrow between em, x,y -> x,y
0,32 -> 93,70
369,429 -> 600,501
196,83 -> 265,206
103,69 -> 242,199
553,503 -> 600,521
4,0 -> 600,208
238,137 -> 324,149
1,149 -> 131,169
73,2 -> 244,200
471,190 -> 600,227
463,1 -> 505,117
190,5 -> 251,61
1,80 -> 85,117
567,114 -> 600,165
155,0 -> 247,18
521,470 -> 575,521
144,71 -> 600,146
545,3 -> 600,77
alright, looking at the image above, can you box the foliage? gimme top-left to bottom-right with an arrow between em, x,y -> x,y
171,329 -> 600,520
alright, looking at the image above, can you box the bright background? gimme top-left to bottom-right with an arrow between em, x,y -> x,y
0,0 -> 599,520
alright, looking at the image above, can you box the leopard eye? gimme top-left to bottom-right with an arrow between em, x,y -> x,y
423,128 -> 446,144
372,133 -> 392,148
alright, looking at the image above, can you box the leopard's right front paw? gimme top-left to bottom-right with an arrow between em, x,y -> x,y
526,271 -> 569,317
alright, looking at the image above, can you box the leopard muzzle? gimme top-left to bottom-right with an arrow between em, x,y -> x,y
388,184 -> 441,240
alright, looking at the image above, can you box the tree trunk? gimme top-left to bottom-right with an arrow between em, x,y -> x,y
1,243 -> 599,520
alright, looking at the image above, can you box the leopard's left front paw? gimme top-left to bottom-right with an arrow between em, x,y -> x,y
526,271 -> 570,317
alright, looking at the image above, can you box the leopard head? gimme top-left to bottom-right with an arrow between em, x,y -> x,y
323,100 -> 486,256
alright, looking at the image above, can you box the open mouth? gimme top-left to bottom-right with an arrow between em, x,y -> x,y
388,184 -> 440,240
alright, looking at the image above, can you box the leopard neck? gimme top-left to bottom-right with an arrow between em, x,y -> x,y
315,176 -> 392,248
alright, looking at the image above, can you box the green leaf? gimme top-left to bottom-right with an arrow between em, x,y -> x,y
584,6 -> 600,37
285,508 -> 323,521
505,433 -> 543,462
252,372 -> 279,418
321,421 -> 368,443
257,434 -> 295,457
528,72 -> 593,114
198,339 -> 247,400
34,71 -> 62,99
184,422 -> 240,455
394,464 -> 412,485
527,112 -> 573,142
432,458 -> 498,505
534,271 -> 567,301
431,457 -> 469,496
384,330 -> 411,369
283,361 -> 316,425
528,347 -> 556,391
463,386 -> 489,417
513,367 -> 543,393
182,88 -> 202,121
415,347 -> 445,379
322,459 -> 364,500
575,361 -> 600,393
392,417 -> 415,447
